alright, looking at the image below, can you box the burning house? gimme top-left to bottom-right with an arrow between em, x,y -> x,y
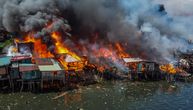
123,58 -> 161,80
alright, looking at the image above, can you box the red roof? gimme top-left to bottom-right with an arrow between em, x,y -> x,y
19,64 -> 39,72
11,56 -> 31,62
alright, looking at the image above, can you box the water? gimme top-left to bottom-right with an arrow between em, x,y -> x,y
0,81 -> 193,110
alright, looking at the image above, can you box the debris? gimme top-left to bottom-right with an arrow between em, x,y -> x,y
52,92 -> 69,100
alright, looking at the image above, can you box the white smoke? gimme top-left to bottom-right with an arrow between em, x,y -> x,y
154,0 -> 193,16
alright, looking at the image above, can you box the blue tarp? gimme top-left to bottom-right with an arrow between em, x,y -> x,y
0,56 -> 11,66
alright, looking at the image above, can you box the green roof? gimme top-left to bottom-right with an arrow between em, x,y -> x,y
0,56 -> 11,66
38,59 -> 63,72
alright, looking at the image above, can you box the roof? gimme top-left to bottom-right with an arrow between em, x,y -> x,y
65,54 -> 81,63
19,64 -> 39,72
11,55 -> 31,62
122,58 -> 152,63
35,58 -> 53,65
38,59 -> 63,72
0,56 -> 11,66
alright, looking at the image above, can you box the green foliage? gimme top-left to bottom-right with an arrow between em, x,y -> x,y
0,39 -> 13,53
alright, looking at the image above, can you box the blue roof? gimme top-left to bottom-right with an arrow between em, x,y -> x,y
0,56 -> 11,66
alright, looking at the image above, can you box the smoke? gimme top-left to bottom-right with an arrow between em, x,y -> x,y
69,0 -> 193,62
0,0 -> 193,64
154,0 -> 193,16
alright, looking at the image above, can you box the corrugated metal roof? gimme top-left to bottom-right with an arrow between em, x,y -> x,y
35,58 -> 53,65
38,59 -> 63,72
19,64 -> 39,72
0,56 -> 11,66
123,58 -> 146,63
11,55 -> 31,62
65,54 -> 80,63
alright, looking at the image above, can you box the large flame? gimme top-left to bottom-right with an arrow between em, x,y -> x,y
51,32 -> 84,70
14,31 -> 83,71
92,43 -> 130,62
15,33 -> 54,58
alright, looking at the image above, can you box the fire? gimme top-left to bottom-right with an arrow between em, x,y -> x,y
15,33 -> 54,58
92,42 -> 130,63
160,64 -> 177,74
51,32 -> 69,54
51,32 -> 81,60
13,21 -> 133,72
51,32 -> 84,70
115,43 -> 130,58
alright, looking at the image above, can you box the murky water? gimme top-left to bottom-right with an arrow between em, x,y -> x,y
0,81 -> 193,110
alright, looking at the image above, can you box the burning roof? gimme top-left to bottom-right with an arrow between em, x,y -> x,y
123,58 -> 148,63
64,54 -> 81,63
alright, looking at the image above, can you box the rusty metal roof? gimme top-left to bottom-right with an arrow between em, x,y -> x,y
11,55 -> 31,62
35,58 -> 53,65
19,64 -> 39,72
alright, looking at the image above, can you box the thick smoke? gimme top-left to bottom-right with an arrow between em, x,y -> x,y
0,0 -> 193,64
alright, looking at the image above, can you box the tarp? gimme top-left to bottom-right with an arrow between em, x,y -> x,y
38,59 -> 63,72
0,56 -> 11,66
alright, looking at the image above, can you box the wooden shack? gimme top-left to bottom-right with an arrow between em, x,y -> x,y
0,56 -> 12,90
18,64 -> 40,91
10,55 -> 32,90
122,58 -> 160,80
35,58 -> 65,89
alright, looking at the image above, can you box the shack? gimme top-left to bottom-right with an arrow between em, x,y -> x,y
63,54 -> 87,83
9,55 -> 32,91
18,63 -> 40,91
123,58 -> 160,80
0,56 -> 12,90
35,58 -> 64,89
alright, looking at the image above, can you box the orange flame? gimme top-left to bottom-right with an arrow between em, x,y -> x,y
51,32 -> 84,70
160,64 -> 177,74
15,33 -> 54,58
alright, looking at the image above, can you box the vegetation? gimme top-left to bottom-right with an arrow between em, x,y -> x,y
0,39 -> 13,54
